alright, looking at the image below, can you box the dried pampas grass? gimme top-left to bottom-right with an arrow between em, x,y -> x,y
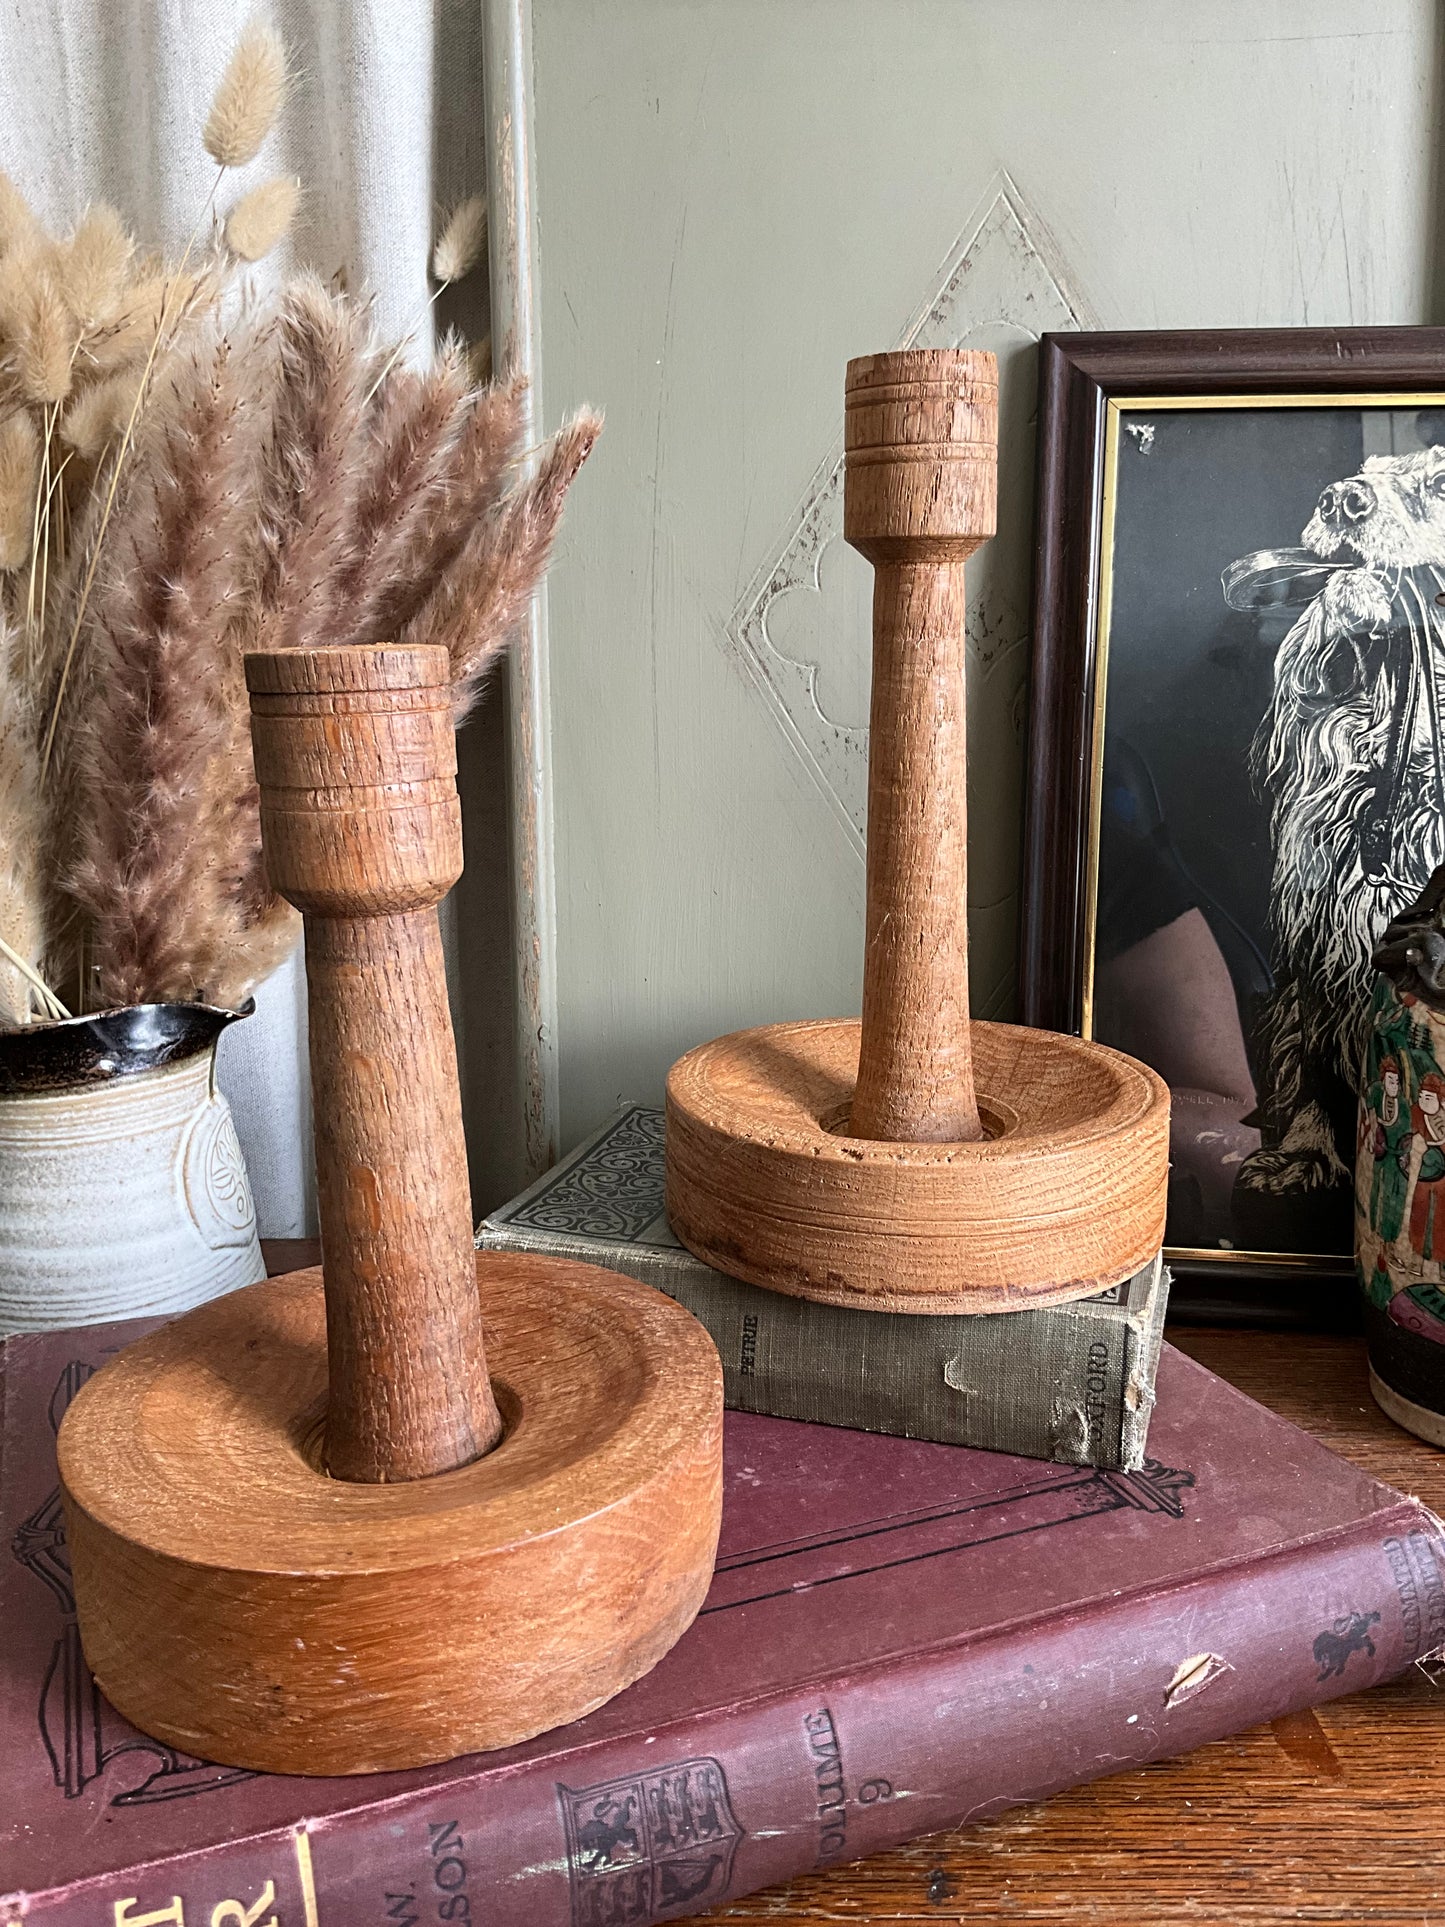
253,276 -> 376,654
242,279 -> 598,720
42,277 -> 597,1012
225,176 -> 299,262
203,22 -> 288,170
356,373 -> 529,648
0,19 -> 295,658
410,407 -> 602,720
63,319 -> 272,1005
338,345 -> 471,646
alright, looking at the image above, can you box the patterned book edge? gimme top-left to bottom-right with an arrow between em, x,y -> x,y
478,1107 -> 1169,1470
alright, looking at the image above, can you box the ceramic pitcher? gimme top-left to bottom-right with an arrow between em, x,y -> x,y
0,1003 -> 266,1335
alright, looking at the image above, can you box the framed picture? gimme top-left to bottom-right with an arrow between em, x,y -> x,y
1022,328 -> 1445,1324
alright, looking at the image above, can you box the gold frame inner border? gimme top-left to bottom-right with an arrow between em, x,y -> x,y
1083,389 -> 1445,1269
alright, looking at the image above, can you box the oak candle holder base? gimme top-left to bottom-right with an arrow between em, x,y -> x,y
666,1018 -> 1169,1313
58,1250 -> 723,1777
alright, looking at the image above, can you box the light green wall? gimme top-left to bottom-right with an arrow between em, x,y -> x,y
529,0 -> 1439,1147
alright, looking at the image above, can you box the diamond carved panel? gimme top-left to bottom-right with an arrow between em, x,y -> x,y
727,179 -> 1088,1017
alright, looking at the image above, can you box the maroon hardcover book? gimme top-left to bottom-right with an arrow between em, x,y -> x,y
3,1317 -> 1443,1925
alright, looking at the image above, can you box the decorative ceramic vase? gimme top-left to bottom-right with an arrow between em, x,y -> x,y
1356,865 -> 1445,1445
0,1003 -> 266,1335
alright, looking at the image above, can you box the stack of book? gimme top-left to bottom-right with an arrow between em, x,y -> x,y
478,1105 -> 1169,1472
3,1110 -> 1442,1921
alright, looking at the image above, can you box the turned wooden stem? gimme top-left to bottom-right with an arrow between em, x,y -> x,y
844,350 -> 997,1144
246,645 -> 503,1482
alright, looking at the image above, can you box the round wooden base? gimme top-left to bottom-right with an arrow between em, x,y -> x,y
666,1018 -> 1169,1312
57,1254 -> 724,1776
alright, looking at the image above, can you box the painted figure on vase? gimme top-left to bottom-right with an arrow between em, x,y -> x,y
1356,866 -> 1445,1355
1365,1053 -> 1412,1251
1408,1071 -> 1445,1271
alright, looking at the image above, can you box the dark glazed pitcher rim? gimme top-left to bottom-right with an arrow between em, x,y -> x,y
0,1000 -> 254,1095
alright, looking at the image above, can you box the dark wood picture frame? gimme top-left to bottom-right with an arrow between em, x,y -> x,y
1021,327 -> 1445,1327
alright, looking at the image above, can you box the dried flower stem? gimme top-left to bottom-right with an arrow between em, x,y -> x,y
362,196 -> 489,405
24,403 -> 54,643
0,933 -> 68,1019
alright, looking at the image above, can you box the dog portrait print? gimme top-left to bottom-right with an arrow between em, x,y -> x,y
1088,402 -> 1445,1265
1226,446 -> 1445,1226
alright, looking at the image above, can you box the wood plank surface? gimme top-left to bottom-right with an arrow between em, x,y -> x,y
260,1243 -> 1445,1922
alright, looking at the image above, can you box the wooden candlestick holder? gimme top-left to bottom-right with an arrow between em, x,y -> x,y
56,645 -> 723,1776
666,351 -> 1169,1312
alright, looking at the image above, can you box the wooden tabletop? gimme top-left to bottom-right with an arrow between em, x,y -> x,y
262,1246 -> 1445,1923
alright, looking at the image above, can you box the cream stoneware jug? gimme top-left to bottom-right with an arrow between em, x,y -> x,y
0,1003 -> 266,1334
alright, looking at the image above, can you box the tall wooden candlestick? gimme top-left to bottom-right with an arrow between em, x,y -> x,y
666,349 -> 1169,1314
248,647 -> 502,1480
56,645 -> 723,1776
847,352 -> 995,1143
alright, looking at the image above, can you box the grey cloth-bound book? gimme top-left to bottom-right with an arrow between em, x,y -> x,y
477,1105 -> 1170,1470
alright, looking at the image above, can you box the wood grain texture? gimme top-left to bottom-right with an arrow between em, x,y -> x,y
58,1253 -> 724,1776
668,1327 -> 1445,1927
667,1018 -> 1168,1311
247,644 -> 501,1480
845,351 -> 996,1144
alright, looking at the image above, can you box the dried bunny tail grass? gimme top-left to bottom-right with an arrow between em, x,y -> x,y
341,344 -> 472,647
0,174 -> 37,257
224,175 -> 299,262
60,367 -> 144,461
0,628 -> 50,1021
204,21 -> 288,169
61,318 -> 271,1005
402,405 -> 600,722
253,276 -> 376,652
59,204 -> 133,330
0,249 -> 78,405
432,195 -> 486,287
0,412 -> 39,569
40,262 -> 222,779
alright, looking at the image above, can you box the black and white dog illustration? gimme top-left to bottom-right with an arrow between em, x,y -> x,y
1224,446 -> 1445,1212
